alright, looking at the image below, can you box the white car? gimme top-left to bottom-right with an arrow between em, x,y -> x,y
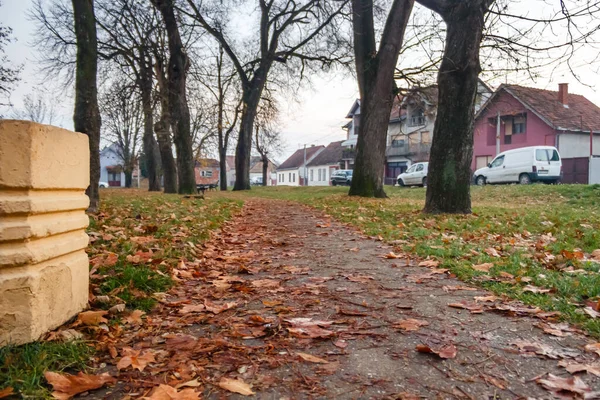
99,181 -> 108,188
397,162 -> 428,187
474,146 -> 562,185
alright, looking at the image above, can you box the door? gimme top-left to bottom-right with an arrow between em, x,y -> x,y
414,163 -> 425,184
535,148 -> 562,179
486,155 -> 505,183
562,157 -> 589,184
402,164 -> 416,184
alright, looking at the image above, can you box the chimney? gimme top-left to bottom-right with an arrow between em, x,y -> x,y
558,83 -> 569,105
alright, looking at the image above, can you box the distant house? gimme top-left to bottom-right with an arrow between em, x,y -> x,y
473,83 -> 600,184
276,145 -> 325,186
225,155 -> 236,187
195,158 -> 220,185
249,156 -> 278,185
306,140 -> 344,186
99,142 -> 139,187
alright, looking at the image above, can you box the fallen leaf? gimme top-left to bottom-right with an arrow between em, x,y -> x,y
536,373 -> 590,394
250,279 -> 281,288
333,340 -> 347,348
145,384 -> 199,400
296,352 -> 329,363
77,310 -> 108,326
0,387 -> 14,399
523,285 -> 551,294
117,348 -> 156,371
512,340 -> 579,359
418,259 -> 439,268
474,295 -> 499,303
218,378 -> 255,396
384,252 -> 403,259
480,373 -> 507,390
585,343 -> 600,356
124,310 -> 145,325
416,343 -> 457,359
559,360 -> 600,376
448,301 -> 484,313
472,263 -> 494,272
44,371 -> 116,400
179,304 -> 206,314
562,250 -> 585,260
585,307 -> 600,319
592,249 -> 600,260
393,318 -> 430,332
484,247 -> 501,257
175,379 -> 202,389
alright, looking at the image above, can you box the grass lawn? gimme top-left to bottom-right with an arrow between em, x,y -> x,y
241,184 -> 600,336
0,189 -> 242,398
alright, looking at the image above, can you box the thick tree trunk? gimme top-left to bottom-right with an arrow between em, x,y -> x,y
348,0 -> 414,198
261,154 -> 268,186
152,0 -> 196,194
140,62 -> 161,192
155,58 -> 178,193
233,89 -> 262,191
124,170 -> 133,188
423,2 -> 488,214
72,0 -> 101,212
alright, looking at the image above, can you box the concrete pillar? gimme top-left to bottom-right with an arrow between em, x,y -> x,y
0,120 -> 90,345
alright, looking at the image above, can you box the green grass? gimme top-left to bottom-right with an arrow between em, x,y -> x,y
240,184 -> 600,336
0,341 -> 94,398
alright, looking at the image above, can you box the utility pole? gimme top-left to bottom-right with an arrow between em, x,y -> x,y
303,144 -> 307,186
496,111 -> 501,155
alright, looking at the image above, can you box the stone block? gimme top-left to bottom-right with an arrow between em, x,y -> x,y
0,120 -> 90,345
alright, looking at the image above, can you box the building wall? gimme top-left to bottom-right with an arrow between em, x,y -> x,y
307,165 -> 338,186
99,149 -> 125,187
195,166 -> 219,185
473,92 -> 557,171
557,132 -> 600,158
276,169 -> 300,186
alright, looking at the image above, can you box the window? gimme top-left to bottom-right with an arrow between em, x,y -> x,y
490,155 -> 505,168
391,139 -> 405,147
416,164 -> 424,172
504,135 -> 512,145
513,115 -> 526,134
536,149 -> 560,162
476,156 -> 493,170
406,165 -> 416,173
310,169 -> 314,181
293,173 -> 296,182
201,170 -> 213,177
322,168 -> 326,180
317,169 -> 321,181
409,108 -> 425,127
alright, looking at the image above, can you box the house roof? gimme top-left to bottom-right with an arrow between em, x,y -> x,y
277,145 -> 325,170
307,140 -> 344,167
195,158 -> 220,168
479,84 -> 600,133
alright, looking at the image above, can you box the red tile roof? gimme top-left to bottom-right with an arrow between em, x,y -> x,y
501,84 -> 600,132
278,145 -> 325,170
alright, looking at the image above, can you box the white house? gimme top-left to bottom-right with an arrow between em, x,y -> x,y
276,145 -> 325,186
307,141 -> 344,186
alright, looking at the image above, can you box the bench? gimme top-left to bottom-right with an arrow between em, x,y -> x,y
196,183 -> 219,194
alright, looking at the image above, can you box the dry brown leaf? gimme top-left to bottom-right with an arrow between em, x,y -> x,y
592,249 -> 600,260
418,259 -> 439,268
472,263 -> 493,272
178,304 -> 206,314
484,247 -> 501,257
117,348 -> 156,371
523,285 -> 551,294
474,295 -> 499,302
384,252 -> 403,259
218,378 -> 255,396
448,301 -> 484,313
585,343 -> 600,356
393,318 -> 430,332
296,352 -> 329,363
536,373 -> 590,394
585,307 -> 600,319
333,340 -> 347,348
250,279 -> 280,288
416,343 -> 457,359
145,384 -> 199,400
44,371 -> 116,400
124,309 -> 145,325
559,360 -> 600,376
0,387 -> 14,399
480,373 -> 507,389
77,310 -> 108,326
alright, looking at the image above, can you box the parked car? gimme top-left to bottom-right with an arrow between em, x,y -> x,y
474,146 -> 562,185
251,176 -> 263,186
99,181 -> 108,188
397,162 -> 428,187
330,170 -> 353,186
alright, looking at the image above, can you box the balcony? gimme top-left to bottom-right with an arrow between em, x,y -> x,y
386,142 -> 431,157
342,148 -> 356,159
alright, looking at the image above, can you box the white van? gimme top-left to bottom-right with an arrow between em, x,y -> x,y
474,146 -> 562,185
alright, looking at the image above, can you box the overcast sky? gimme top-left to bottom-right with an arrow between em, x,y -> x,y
2,0 -> 600,162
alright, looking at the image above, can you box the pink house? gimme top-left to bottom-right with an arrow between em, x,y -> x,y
473,83 -> 600,183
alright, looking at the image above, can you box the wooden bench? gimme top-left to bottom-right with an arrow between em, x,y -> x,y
196,183 -> 219,194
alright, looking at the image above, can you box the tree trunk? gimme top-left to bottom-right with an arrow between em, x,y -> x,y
152,0 -> 195,194
219,146 -> 228,190
261,154 -> 268,186
140,61 -> 161,192
423,2 -> 489,214
348,0 -> 414,198
72,0 -> 101,213
233,93 -> 259,191
124,169 -> 133,187
155,120 -> 178,193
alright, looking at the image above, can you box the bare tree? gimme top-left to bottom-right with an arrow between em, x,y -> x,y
72,0 -> 101,213
182,0 -> 351,190
10,90 -> 58,124
151,0 -> 196,194
348,0 -> 415,198
0,0 -> 21,109
254,94 -> 282,186
100,80 -> 143,187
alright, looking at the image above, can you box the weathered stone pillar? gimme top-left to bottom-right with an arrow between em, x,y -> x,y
0,120 -> 90,345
